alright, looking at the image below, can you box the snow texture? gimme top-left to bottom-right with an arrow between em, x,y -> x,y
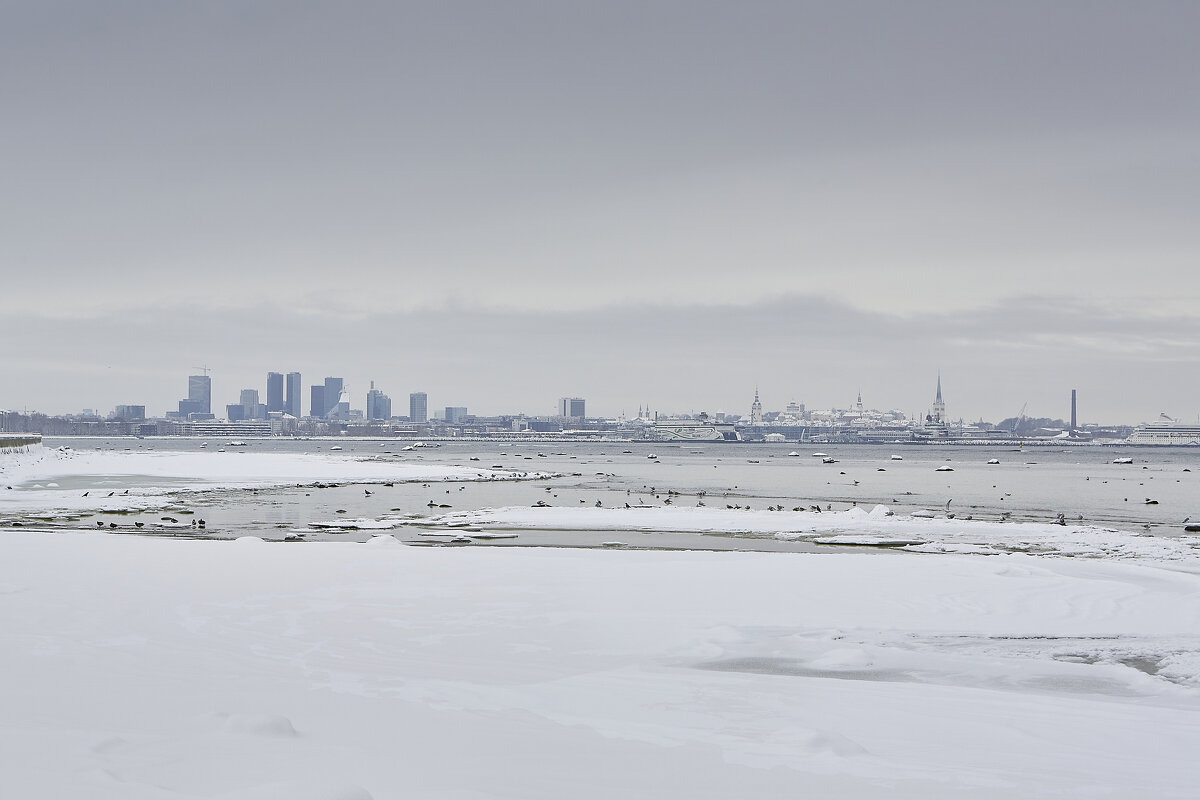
2,531 -> 1200,798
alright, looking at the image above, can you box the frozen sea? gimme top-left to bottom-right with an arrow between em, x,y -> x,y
3,438 -> 1200,798
5,437 -> 1199,550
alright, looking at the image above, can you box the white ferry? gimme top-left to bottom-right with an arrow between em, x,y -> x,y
1126,414 -> 1200,445
650,421 -> 741,441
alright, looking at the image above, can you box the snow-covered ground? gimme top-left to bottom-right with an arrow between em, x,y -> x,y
410,504 -> 1200,566
2,531 -> 1199,798
0,445 -> 549,516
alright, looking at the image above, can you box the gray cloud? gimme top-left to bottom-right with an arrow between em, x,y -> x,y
3,2 -> 1198,309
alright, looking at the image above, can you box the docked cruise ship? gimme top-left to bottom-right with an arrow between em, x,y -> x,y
651,420 -> 741,441
1125,414 -> 1200,445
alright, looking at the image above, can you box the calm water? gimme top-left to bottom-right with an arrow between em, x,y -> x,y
29,437 -> 1200,549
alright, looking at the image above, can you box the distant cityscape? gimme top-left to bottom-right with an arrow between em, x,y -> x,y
4,370 -> 1192,445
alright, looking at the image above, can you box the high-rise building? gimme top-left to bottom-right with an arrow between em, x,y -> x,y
327,386 -> 350,421
188,375 -> 211,414
240,388 -> 260,420
366,382 -> 391,420
266,372 -> 284,413
445,406 -> 468,423
558,397 -> 585,417
309,386 -> 324,419
323,377 -> 344,419
285,372 -> 302,417
409,392 -> 428,423
175,374 -> 213,418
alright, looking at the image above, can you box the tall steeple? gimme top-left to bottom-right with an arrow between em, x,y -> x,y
932,372 -> 946,424
750,386 -> 763,425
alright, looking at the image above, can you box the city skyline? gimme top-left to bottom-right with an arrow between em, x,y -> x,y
3,293 -> 1198,424
1,2 -> 1197,424
0,363 -> 1147,430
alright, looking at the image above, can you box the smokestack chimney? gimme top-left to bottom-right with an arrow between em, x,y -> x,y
1071,389 -> 1077,431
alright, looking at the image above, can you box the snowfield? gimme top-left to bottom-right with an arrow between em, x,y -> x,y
3,531 -> 1200,799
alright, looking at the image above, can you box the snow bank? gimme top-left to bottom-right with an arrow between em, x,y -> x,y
407,504 -> 1200,566
0,448 -> 550,515
1,532 -> 1199,798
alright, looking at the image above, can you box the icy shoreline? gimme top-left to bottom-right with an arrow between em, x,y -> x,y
0,446 -> 553,516
406,504 -> 1200,567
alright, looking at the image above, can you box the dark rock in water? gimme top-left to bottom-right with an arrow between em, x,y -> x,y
1185,525 -> 1200,533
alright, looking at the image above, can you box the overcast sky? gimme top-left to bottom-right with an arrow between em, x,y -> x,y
2,1 -> 1198,423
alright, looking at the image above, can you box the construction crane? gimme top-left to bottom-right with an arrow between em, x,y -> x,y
1011,402 -> 1028,436
192,365 -> 213,376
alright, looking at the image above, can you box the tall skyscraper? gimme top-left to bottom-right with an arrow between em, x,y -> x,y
177,374 -> 212,417
266,372 -> 284,413
558,397 -> 585,417
285,372 -> 302,417
323,377 -> 344,419
310,385 -> 324,419
188,375 -> 211,414
409,392 -> 428,423
366,382 -> 392,421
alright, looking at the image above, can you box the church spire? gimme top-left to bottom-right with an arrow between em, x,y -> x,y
935,372 -> 943,404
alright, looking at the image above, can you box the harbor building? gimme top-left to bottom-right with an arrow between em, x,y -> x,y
113,405 -> 146,421
558,397 -> 585,418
